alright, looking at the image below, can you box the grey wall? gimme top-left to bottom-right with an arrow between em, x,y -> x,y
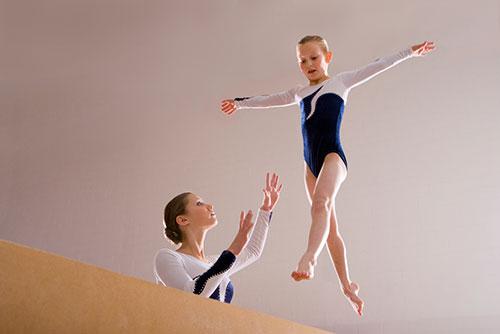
2,0 -> 500,333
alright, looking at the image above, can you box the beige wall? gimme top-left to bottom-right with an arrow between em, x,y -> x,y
0,240 -> 331,334
1,0 -> 500,333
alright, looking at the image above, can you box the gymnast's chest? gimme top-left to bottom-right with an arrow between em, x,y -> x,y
300,92 -> 346,124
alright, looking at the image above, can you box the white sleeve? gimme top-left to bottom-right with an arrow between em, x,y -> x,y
338,48 -> 414,90
234,87 -> 299,109
227,209 -> 272,275
154,249 -> 236,298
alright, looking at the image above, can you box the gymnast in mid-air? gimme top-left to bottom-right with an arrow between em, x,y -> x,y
221,35 -> 435,315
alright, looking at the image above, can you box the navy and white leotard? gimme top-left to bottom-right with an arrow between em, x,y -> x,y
235,48 -> 414,177
154,209 -> 272,303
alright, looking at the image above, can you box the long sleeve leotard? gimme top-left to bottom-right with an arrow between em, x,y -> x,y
235,48 -> 414,177
154,209 -> 272,303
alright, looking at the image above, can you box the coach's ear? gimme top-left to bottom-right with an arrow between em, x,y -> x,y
176,215 -> 189,226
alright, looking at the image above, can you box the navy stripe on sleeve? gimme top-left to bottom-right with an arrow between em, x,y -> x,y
193,250 -> 236,295
234,97 -> 252,101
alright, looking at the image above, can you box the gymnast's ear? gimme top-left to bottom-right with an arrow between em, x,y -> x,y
325,50 -> 333,63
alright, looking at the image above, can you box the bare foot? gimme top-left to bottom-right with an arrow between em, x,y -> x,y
291,254 -> 316,281
343,282 -> 364,316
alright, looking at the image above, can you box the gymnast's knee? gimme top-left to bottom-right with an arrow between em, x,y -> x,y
311,196 -> 332,215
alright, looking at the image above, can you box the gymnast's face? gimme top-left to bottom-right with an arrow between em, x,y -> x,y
297,41 -> 332,85
181,194 -> 218,230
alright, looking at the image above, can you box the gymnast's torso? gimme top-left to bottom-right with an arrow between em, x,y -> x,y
234,48 -> 414,177
296,78 -> 350,177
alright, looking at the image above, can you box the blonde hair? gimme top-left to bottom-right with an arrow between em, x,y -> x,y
297,35 -> 329,55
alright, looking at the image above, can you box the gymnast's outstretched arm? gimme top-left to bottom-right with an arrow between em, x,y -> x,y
221,87 -> 299,115
338,41 -> 435,90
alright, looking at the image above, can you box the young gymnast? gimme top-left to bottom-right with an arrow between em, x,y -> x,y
220,36 -> 435,315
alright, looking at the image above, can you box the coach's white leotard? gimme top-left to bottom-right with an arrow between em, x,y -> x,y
154,209 -> 272,303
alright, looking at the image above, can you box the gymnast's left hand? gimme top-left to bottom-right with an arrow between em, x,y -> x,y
411,41 -> 436,56
260,172 -> 283,212
221,99 -> 237,115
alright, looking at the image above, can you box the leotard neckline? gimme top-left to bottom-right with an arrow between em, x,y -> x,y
308,77 -> 331,87
175,250 -> 212,264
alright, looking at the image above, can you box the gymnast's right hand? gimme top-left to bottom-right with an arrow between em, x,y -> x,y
221,99 -> 237,115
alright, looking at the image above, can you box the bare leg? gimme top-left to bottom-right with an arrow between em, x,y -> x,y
326,207 -> 364,316
292,155 -> 364,316
291,153 -> 346,280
